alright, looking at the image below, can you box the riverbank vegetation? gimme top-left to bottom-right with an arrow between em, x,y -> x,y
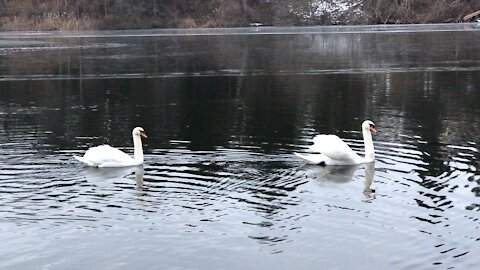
0,0 -> 478,31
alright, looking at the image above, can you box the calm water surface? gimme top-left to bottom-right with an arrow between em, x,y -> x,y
0,24 -> 479,269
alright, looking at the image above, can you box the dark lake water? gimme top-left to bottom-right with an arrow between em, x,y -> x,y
1,24 -> 479,269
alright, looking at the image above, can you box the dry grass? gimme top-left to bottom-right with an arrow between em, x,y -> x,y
0,13 -> 97,31
0,15 -> 158,31
0,0 -> 478,30
177,18 -> 199,28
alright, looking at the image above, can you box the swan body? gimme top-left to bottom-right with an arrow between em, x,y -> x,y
74,127 -> 147,168
295,120 -> 376,166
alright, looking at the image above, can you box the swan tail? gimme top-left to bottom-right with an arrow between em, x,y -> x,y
294,152 -> 327,165
74,155 -> 96,167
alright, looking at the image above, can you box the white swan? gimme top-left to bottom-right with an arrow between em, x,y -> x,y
74,127 -> 147,167
294,120 -> 377,165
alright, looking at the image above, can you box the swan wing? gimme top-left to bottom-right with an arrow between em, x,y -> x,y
294,152 -> 328,165
74,155 -> 96,166
76,145 -> 135,167
310,135 -> 361,164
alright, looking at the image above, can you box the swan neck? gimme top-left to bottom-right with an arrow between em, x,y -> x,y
363,129 -> 375,162
133,134 -> 144,164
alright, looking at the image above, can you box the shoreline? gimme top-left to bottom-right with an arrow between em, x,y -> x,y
0,22 -> 478,35
0,13 -> 478,32
0,1 -> 478,32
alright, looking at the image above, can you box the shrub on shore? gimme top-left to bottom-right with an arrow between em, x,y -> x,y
0,0 -> 478,31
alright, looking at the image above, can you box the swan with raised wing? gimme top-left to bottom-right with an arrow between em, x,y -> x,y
74,127 -> 147,167
295,120 -> 376,165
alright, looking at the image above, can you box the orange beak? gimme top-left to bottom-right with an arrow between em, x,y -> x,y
370,126 -> 377,133
140,131 -> 148,138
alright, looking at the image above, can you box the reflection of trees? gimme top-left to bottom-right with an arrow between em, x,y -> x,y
0,31 -> 479,159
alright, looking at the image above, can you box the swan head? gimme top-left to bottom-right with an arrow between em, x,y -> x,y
132,127 -> 148,139
362,120 -> 377,133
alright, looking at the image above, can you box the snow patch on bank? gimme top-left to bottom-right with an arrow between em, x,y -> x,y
310,0 -> 364,24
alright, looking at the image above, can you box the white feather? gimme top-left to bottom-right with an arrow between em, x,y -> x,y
294,152 -> 328,165
295,120 -> 376,166
74,127 -> 146,168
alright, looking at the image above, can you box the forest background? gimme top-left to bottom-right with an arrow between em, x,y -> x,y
0,0 -> 479,31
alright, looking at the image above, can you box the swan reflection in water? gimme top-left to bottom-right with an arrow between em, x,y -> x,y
83,165 -> 144,190
134,166 -> 144,190
305,162 -> 376,201
362,162 -> 376,201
